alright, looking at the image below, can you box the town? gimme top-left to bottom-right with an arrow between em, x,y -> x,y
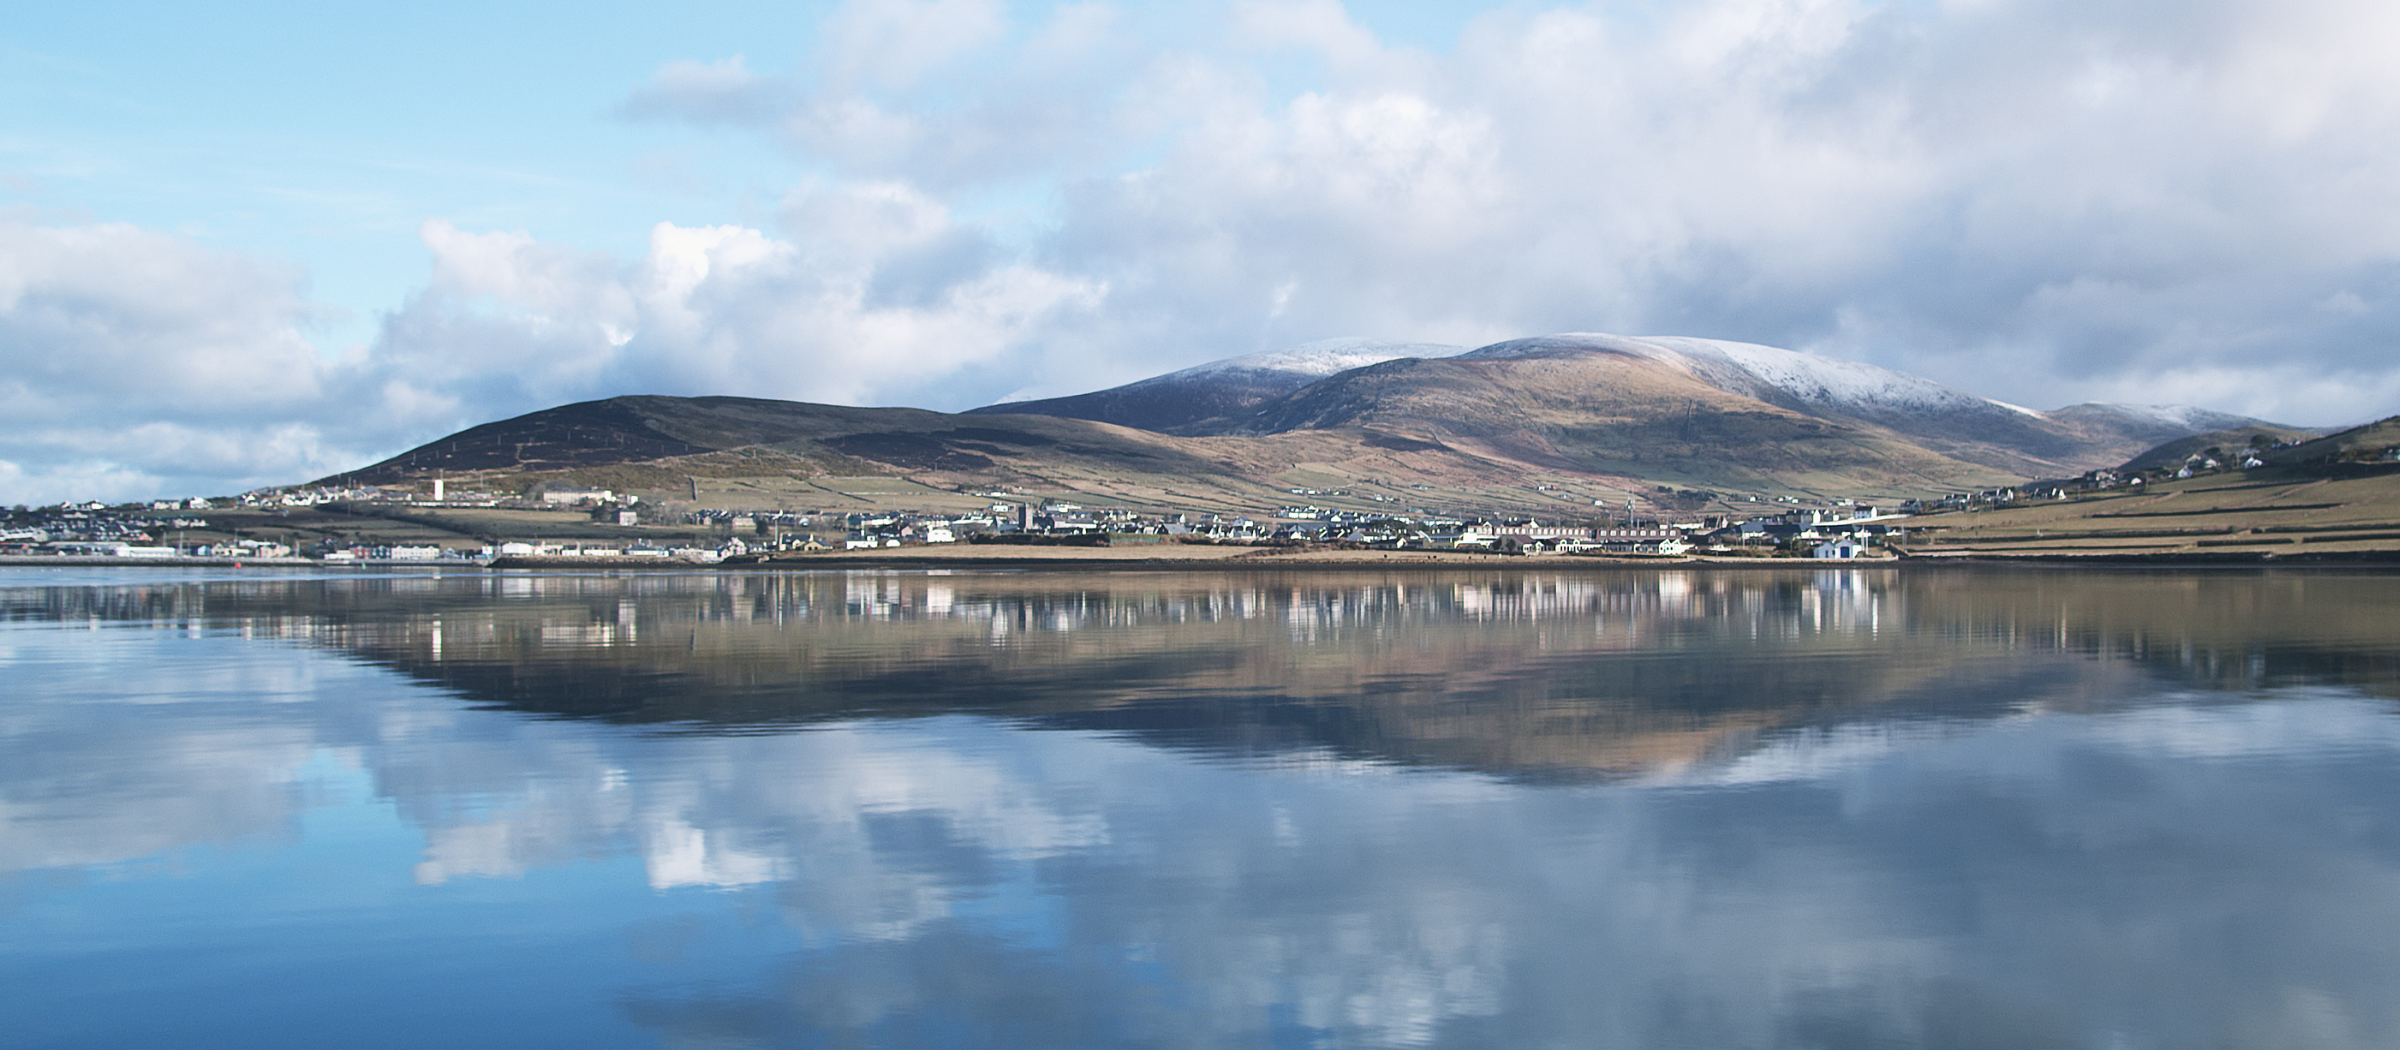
18,441 -> 2333,569
0,478 -> 2056,565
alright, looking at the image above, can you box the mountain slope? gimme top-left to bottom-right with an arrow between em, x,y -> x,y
965,338 -> 1465,431
985,332 -> 2284,477
1457,334 -> 2283,476
1196,338 -> 2013,492
310,333 -> 2307,513
321,396 -> 1240,487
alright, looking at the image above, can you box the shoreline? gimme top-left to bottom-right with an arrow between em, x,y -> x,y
9,550 -> 2398,572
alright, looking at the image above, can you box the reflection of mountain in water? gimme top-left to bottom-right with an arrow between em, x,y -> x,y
8,568 -> 2398,781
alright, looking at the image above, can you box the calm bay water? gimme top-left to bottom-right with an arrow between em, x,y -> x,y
4,565 -> 2399,1049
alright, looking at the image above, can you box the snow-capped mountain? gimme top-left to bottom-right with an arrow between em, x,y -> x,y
975,330 -> 2286,479
968,338 -> 1466,431
1451,333 -> 2117,472
2043,402 -> 2273,447
1466,334 -> 2008,413
325,330 -> 2314,511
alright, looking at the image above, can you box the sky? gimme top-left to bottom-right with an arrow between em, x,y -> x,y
6,0 -> 2400,503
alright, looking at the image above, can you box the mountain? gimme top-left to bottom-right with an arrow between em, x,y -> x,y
1179,333 -> 2286,480
1175,336 -> 2003,491
965,338 -> 1466,431
313,333 -> 2298,513
319,396 -> 1236,487
2048,402 -> 2286,452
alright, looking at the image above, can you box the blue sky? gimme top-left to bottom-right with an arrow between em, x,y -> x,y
6,0 -> 2400,501
7,1 -> 822,344
4,0 -> 1476,351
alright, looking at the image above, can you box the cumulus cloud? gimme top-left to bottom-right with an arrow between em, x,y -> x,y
0,189 -> 1098,501
0,218 -> 376,502
586,0 -> 2400,423
377,186 -> 1103,412
11,0 -> 2400,501
0,218 -> 328,415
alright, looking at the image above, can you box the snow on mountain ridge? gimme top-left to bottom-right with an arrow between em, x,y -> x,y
2074,403 -> 2246,431
1149,338 -> 1467,384
1646,336 -> 2013,415
1465,333 -> 2041,421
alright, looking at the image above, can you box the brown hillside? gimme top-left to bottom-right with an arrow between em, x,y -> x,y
1206,344 -> 2015,493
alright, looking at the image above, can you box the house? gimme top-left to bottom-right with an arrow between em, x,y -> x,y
1812,540 -> 1865,559
1426,528 -> 1496,550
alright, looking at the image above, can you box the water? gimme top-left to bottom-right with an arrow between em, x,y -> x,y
3,565 -> 2398,1049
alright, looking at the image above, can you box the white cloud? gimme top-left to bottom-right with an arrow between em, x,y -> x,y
10,0 -> 2400,501
587,0 -> 2400,421
378,188 -> 1103,412
0,218 -> 327,415
0,218 -> 382,502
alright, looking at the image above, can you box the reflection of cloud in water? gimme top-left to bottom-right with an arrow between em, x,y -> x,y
0,628 -> 348,872
8,571 -> 2400,1047
644,818 -> 780,890
594,695 -> 2400,1048
24,635 -> 2400,1044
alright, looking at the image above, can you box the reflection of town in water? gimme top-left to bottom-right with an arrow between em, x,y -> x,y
13,568 -> 2395,777
6,567 -> 2400,1048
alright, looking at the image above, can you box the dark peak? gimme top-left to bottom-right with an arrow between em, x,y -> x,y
314,397 -> 717,486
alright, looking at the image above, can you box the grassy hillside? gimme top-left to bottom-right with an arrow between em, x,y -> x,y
1898,465 -> 2400,559
1202,348 -> 2022,494
313,390 -> 2035,520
